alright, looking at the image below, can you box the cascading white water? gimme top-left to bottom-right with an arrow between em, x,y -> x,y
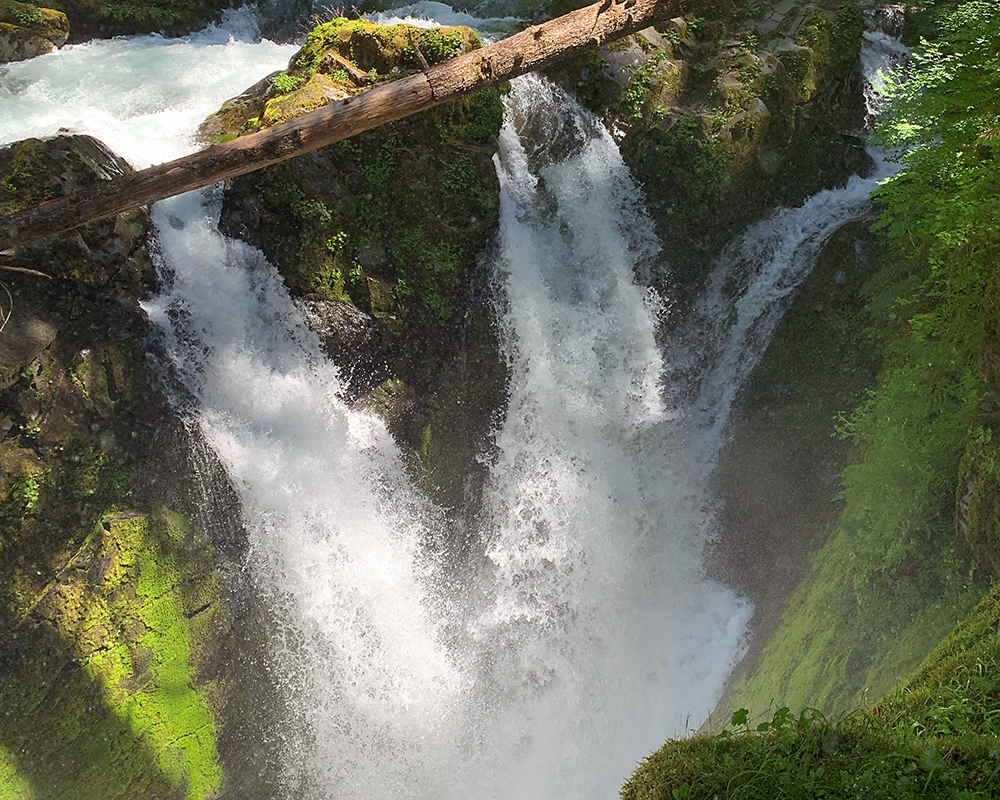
663,31 -> 909,471
146,69 -> 750,800
457,74 -> 750,799
147,191 -> 471,799
1,7 -> 902,799
1,8 -> 751,795
0,8 -> 291,167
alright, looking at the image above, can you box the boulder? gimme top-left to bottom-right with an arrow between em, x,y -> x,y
206,18 -> 507,511
0,135 -> 152,298
0,1 -> 68,63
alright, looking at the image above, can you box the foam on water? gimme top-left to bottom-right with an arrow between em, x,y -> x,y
0,6 -> 292,166
457,74 -> 751,798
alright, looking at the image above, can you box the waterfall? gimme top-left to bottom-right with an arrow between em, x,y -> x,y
145,70 -> 750,800
0,6 -> 903,799
460,74 -> 750,798
662,31 -> 908,473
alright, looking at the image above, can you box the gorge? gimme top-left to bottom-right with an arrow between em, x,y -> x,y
2,1 -> 1000,798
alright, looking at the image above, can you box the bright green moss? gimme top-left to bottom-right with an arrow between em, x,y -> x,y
0,508 -> 223,800
625,587 -> 1000,799
0,749 -> 32,796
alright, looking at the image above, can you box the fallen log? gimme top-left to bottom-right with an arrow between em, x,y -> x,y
0,0 -> 680,252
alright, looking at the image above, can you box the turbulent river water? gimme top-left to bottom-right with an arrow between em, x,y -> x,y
0,8 -> 903,798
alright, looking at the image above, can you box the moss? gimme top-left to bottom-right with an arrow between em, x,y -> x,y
0,137 -> 68,215
625,585 -> 1000,799
955,268 -> 1000,576
261,73 -> 348,127
790,3 -> 864,100
957,418 -> 1000,576
0,1 -> 67,62
0,136 -> 152,295
553,1 -> 866,301
201,19 -> 483,142
216,18 -> 502,398
0,131 -> 231,798
711,200 -> 996,724
0,508 -> 224,800
621,52 -> 683,123
0,340 -> 142,595
623,113 -> 729,218
1,0 -> 42,26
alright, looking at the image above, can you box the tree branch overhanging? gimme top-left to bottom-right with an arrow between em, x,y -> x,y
0,0 -> 680,252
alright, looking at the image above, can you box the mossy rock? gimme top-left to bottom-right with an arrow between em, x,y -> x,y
211,18 -> 506,509
200,19 -> 481,142
0,508 -> 225,800
955,272 -> 1000,577
0,130 -> 262,798
0,135 -> 153,297
554,0 -> 867,300
624,584 -> 1000,799
0,1 -> 68,62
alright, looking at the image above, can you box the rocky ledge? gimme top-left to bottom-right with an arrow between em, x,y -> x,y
549,0 -> 868,304
0,0 -> 68,63
205,18 -> 508,512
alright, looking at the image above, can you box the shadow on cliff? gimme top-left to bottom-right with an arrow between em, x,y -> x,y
0,605 -> 183,799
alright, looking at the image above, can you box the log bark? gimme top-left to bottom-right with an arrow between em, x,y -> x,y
0,0 -> 679,252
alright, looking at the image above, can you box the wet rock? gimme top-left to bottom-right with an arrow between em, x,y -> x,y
0,1 -> 68,63
297,294 -> 392,393
709,219 -> 881,670
208,18 -> 507,511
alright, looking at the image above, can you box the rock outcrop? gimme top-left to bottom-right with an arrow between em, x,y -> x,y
26,0 -> 228,42
0,0 -> 68,63
550,0 -> 867,303
0,135 -> 235,799
207,19 -> 508,511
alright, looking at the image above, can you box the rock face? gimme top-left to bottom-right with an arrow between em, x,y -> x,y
550,0 -> 867,303
0,1 -> 68,63
0,135 -> 235,798
708,219 -> 881,667
38,0 -> 228,40
209,19 -> 508,510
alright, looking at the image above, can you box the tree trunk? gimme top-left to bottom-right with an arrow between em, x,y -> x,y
0,0 -> 680,252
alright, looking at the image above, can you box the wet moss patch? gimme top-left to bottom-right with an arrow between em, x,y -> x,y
0,508 -> 224,800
